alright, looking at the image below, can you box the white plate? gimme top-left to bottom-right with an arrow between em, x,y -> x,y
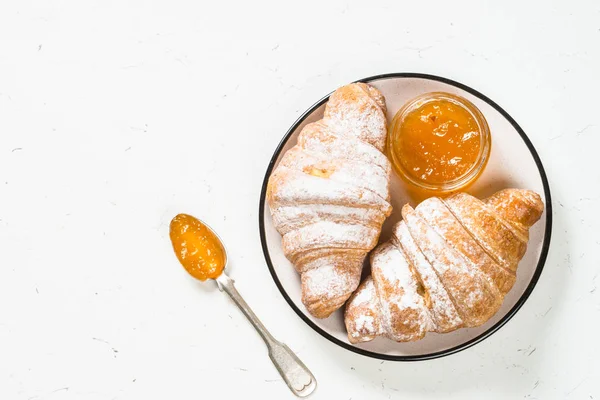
259,73 -> 552,361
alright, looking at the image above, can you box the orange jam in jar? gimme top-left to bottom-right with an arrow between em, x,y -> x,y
388,92 -> 491,194
170,214 -> 226,281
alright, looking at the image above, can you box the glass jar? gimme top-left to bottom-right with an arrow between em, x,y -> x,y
387,92 -> 491,196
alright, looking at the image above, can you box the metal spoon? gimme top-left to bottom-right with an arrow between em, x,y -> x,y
169,214 -> 317,397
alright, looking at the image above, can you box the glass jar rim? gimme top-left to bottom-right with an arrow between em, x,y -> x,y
387,91 -> 492,192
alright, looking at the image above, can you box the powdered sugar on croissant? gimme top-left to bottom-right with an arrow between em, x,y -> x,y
267,83 -> 393,318
345,189 -> 544,343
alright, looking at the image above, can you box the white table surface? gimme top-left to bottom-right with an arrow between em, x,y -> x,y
0,1 -> 598,399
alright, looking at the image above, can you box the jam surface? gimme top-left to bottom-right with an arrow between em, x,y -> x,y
170,214 -> 225,281
391,98 -> 482,185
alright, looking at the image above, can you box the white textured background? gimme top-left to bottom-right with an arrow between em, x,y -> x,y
0,1 -> 598,399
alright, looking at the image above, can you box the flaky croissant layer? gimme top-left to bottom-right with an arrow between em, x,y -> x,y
267,83 -> 393,318
345,188 -> 544,343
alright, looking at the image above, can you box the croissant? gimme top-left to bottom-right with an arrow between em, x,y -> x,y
266,83 -> 393,318
344,188 -> 544,343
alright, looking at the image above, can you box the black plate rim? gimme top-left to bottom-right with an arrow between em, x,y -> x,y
258,72 -> 553,361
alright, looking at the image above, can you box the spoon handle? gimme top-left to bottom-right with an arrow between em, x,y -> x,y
216,273 -> 317,398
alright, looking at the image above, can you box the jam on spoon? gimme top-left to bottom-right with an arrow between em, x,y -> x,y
170,213 -> 226,281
